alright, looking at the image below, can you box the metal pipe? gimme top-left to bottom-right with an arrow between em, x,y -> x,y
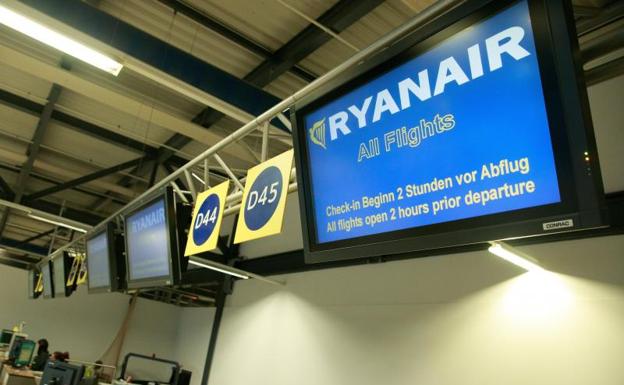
183,169 -> 198,200
276,0 -> 360,52
43,0 -> 463,259
261,122 -> 269,162
581,27 -> 624,64
213,154 -> 245,191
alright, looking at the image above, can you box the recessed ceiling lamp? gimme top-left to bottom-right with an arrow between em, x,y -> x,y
0,4 -> 123,75
488,241 -> 544,272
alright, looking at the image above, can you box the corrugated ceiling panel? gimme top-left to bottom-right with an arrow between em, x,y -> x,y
98,0 -> 264,79
69,60 -> 205,119
300,0 -> 428,75
57,89 -> 178,148
0,62 -> 53,103
0,104 -> 142,172
263,71 -> 307,99
183,0 -> 338,52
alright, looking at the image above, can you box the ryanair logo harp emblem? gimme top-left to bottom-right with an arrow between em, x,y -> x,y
309,118 -> 327,149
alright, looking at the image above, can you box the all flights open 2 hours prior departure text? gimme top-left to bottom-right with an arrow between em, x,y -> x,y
325,156 -> 535,233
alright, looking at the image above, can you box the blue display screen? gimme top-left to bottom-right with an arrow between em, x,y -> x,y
87,231 -> 111,289
53,257 -> 66,296
303,0 -> 560,244
42,264 -> 52,297
126,199 -> 171,281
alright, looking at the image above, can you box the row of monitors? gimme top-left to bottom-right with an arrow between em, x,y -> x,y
29,253 -> 75,299
31,187 -> 191,297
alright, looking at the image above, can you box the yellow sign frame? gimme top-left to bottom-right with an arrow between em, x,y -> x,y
185,181 -> 230,256
234,150 -> 293,243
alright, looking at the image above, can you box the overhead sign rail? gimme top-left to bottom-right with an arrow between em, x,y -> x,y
35,0 -> 465,278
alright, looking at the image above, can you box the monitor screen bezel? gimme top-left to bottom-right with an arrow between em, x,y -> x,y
52,252 -> 73,298
41,261 -> 54,299
123,187 -> 181,289
86,222 -> 123,294
291,0 -> 605,263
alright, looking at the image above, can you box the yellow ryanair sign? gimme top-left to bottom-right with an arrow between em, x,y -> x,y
185,181 -> 230,256
234,150 -> 294,243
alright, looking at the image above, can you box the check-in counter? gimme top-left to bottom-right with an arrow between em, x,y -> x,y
1,365 -> 36,385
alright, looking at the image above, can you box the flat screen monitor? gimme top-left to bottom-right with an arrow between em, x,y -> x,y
42,262 -> 54,299
41,361 -> 85,385
53,253 -> 74,298
124,187 -> 183,289
28,269 -> 40,299
13,339 -> 35,368
86,222 -> 125,293
7,333 -> 26,359
0,329 -> 13,347
291,0 -> 605,263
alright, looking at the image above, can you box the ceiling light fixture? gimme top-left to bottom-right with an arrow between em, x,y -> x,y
188,258 -> 249,280
0,4 -> 123,75
27,214 -> 89,233
488,242 -> 544,272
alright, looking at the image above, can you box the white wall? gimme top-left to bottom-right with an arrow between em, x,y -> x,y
0,265 -> 182,365
172,308 -> 215,385
206,235 -> 624,385
587,73 -> 624,193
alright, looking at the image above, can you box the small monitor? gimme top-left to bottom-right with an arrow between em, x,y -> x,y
42,262 -> 54,299
124,188 -> 187,289
7,333 -> 27,360
86,222 -> 125,293
12,339 -> 36,368
53,253 -> 75,298
0,329 -> 13,347
41,361 -> 85,385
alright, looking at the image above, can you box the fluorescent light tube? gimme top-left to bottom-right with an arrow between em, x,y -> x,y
27,214 -> 88,233
0,4 -> 123,75
488,242 -> 544,272
188,259 -> 249,280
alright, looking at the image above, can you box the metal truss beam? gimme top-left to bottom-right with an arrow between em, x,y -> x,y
0,236 -> 49,259
576,0 -> 624,36
585,56 -> 624,86
25,156 -> 150,201
0,256 -> 31,270
0,164 -> 126,206
26,199 -> 104,225
156,0 -> 316,83
0,88 -> 191,167
16,228 -> 56,247
581,26 -> 624,63
165,0 -> 383,167
243,0 -> 383,87
0,84 -> 62,237
0,175 -> 14,197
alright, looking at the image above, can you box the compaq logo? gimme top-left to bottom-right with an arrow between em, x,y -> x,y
543,219 -> 574,231
308,26 -> 531,148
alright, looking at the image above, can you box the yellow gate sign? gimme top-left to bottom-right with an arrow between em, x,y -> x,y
185,181 -> 230,256
234,150 -> 293,243
35,272 -> 43,293
76,253 -> 88,285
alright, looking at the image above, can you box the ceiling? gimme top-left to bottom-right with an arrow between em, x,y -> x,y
0,0 -> 622,306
